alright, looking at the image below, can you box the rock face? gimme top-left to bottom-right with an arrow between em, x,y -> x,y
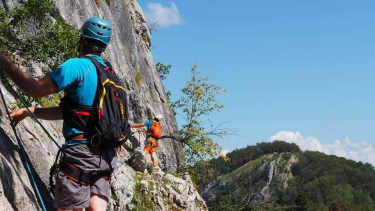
201,152 -> 298,206
110,169 -> 206,211
0,0 -> 195,210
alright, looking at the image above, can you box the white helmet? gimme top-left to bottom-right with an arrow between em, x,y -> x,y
155,114 -> 163,121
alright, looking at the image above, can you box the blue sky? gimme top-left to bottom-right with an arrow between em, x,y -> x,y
137,0 -> 375,165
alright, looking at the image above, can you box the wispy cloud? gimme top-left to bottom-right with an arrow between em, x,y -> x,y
270,131 -> 375,166
144,2 -> 182,28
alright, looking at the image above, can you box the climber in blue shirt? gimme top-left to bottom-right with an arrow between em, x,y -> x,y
0,17 -> 116,211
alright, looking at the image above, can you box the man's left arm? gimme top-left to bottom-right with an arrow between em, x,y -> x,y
0,53 -> 58,98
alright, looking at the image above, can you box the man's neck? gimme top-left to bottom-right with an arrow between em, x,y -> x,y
80,51 -> 100,57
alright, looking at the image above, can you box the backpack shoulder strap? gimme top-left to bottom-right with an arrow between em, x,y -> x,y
104,61 -> 112,68
84,56 -> 106,71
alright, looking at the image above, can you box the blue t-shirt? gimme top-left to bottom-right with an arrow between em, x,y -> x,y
144,120 -> 153,133
49,55 -> 107,138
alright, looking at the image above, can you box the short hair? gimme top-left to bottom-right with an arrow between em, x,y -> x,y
81,36 -> 107,52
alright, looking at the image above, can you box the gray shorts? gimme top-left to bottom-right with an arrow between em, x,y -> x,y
54,143 -> 117,209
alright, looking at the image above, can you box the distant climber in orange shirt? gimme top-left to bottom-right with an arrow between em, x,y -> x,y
131,114 -> 163,170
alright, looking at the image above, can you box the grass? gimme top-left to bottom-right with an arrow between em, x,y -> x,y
171,172 -> 181,178
39,93 -> 63,108
149,181 -> 155,191
150,91 -> 156,101
131,176 -> 155,211
195,199 -> 204,208
111,193 -> 118,200
146,163 -> 154,174
162,177 -> 171,185
135,71 -> 143,87
172,185 -> 181,194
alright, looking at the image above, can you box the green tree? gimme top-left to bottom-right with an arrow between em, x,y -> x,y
0,0 -> 79,70
172,64 -> 227,164
0,0 -> 79,108
156,62 -> 171,81
155,62 -> 174,112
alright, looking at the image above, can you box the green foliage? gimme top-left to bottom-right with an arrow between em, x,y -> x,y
208,194 -> 246,211
39,96 -> 56,108
146,163 -> 154,174
162,176 -> 171,184
111,193 -> 118,200
0,0 -> 79,107
188,160 -> 216,190
170,172 -> 181,178
276,151 -> 375,210
0,0 -> 79,71
148,181 -> 155,191
156,62 -> 171,81
9,90 -> 35,110
148,22 -> 159,36
166,90 -> 174,113
172,64 -> 226,164
172,185 -> 181,194
155,62 -> 175,113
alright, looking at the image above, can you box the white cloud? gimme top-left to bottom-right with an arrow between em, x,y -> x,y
270,131 -> 375,166
145,2 -> 182,28
220,149 -> 229,157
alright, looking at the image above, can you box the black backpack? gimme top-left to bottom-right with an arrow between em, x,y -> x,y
60,56 -> 131,149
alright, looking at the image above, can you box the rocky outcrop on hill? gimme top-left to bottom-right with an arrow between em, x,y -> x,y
201,153 -> 298,206
0,0 -> 195,210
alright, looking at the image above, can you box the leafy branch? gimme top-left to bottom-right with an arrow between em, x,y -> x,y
169,64 -> 229,164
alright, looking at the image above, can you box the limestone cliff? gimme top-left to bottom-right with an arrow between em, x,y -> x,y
0,0 -> 202,210
201,152 -> 298,207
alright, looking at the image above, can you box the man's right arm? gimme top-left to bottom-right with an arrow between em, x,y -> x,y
131,123 -> 146,128
0,53 -> 59,98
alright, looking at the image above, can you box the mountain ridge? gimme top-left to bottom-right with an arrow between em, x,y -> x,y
191,141 -> 375,210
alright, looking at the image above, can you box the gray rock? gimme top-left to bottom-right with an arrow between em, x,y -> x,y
139,180 -> 149,193
151,170 -> 165,182
130,148 -> 147,172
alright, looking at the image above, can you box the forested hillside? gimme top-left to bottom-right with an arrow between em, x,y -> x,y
190,141 -> 375,210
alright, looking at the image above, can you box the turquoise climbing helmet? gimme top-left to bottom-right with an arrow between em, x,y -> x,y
80,17 -> 112,45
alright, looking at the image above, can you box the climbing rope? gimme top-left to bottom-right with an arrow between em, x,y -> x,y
0,84 -> 47,211
113,131 -> 139,172
114,150 -> 138,173
0,71 -> 65,211
0,71 -> 60,148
